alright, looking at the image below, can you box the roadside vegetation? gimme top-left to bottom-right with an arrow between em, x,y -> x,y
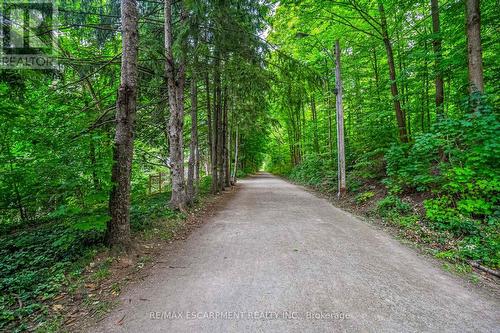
264,0 -> 499,272
0,177 -> 219,332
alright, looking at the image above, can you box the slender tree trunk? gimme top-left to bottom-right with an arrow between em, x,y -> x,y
225,99 -> 231,187
335,40 -> 346,197
396,28 -> 405,112
296,102 -> 302,163
195,136 -> 200,188
187,73 -> 198,204
211,70 -> 219,193
187,29 -> 199,204
466,0 -> 484,94
222,93 -> 228,187
378,1 -> 408,143
217,86 -> 226,191
425,38 -> 431,129
326,101 -> 333,159
211,49 -> 222,193
300,100 -> 305,157
165,0 -> 186,210
431,0 -> 444,115
311,95 -> 319,154
288,132 -> 294,165
232,124 -> 239,184
205,70 -> 213,176
107,0 -> 139,251
222,91 -> 228,188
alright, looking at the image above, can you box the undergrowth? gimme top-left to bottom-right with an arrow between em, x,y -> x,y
0,176 -> 213,331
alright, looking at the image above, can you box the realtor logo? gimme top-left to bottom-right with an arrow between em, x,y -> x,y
0,0 -> 58,69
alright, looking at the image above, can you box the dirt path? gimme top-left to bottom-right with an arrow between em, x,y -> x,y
91,173 -> 499,333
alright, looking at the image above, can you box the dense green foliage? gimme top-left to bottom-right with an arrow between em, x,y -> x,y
397,96 -> 499,267
0,0 -> 270,329
0,0 -> 499,329
264,1 -> 499,268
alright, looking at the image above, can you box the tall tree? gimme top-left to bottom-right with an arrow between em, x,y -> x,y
187,36 -> 199,204
378,1 -> 408,142
310,95 -> 320,154
431,0 -> 444,114
213,57 -> 223,192
205,70 -> 214,179
165,0 -> 187,210
107,0 -> 139,251
335,40 -> 346,196
232,124 -> 239,184
466,0 -> 484,93
223,89 -> 231,187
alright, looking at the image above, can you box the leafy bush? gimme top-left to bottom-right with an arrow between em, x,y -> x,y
385,135 -> 442,193
385,94 -> 499,267
289,154 -> 336,189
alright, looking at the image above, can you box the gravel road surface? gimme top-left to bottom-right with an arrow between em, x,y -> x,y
92,173 -> 499,333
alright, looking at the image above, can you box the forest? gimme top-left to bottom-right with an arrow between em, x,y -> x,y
0,0 -> 498,331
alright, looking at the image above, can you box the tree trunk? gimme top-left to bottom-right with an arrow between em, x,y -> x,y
311,95 -> 319,154
107,0 -> 139,251
205,70 -> 213,177
165,0 -> 186,210
187,72 -> 198,204
217,86 -> 226,191
466,0 -> 484,94
425,38 -> 431,129
195,134 -> 200,187
225,98 -> 231,187
378,1 -> 408,143
232,124 -> 239,184
431,0 -> 444,115
335,40 -> 346,197
212,55 -> 221,193
187,29 -> 199,204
